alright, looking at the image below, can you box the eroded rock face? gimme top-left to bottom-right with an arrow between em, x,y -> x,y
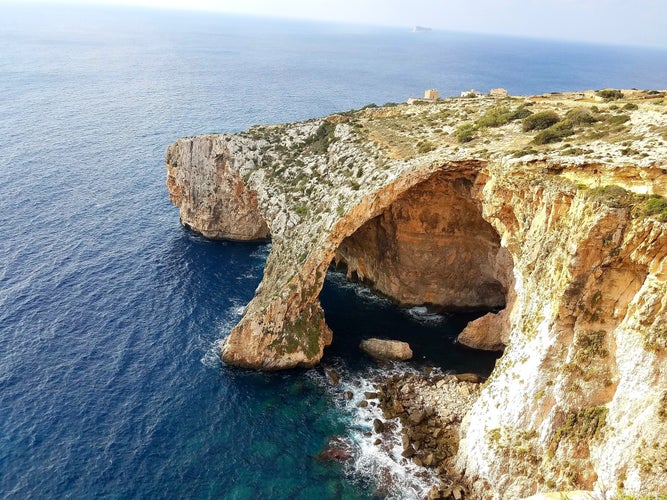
457,171 -> 667,498
335,171 -> 510,310
166,91 -> 667,497
166,135 -> 270,241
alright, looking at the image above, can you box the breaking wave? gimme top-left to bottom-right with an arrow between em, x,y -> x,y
308,362 -> 440,499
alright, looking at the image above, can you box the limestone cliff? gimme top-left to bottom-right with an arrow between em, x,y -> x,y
166,90 -> 667,497
165,135 -> 269,241
457,165 -> 667,497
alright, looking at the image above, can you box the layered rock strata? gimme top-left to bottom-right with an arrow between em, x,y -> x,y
166,90 -> 667,497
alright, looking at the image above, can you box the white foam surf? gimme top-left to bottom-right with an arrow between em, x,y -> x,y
309,362 -> 441,499
200,302 -> 246,368
403,306 -> 447,325
325,270 -> 392,307
249,243 -> 271,260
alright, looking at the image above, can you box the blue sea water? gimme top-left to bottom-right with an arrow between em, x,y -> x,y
1,4 -> 667,498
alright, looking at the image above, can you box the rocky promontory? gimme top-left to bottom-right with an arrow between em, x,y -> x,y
166,90 -> 667,498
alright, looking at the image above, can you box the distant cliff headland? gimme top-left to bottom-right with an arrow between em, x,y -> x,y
166,89 -> 667,498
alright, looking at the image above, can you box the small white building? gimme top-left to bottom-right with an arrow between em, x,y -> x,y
461,89 -> 480,98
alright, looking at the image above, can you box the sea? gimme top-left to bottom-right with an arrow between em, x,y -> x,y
1,4 -> 666,499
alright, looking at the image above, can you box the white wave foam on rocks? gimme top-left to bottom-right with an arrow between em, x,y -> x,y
200,302 -> 246,368
325,270 -> 392,306
249,243 -> 271,260
403,306 -> 447,325
309,362 -> 441,499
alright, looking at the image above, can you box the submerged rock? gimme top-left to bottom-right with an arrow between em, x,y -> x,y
359,338 -> 413,361
316,436 -> 353,463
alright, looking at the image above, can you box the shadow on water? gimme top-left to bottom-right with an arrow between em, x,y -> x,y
319,269 -> 502,377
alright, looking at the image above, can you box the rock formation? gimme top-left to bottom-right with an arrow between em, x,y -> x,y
359,338 -> 413,361
334,171 -> 512,310
166,90 -> 667,497
166,135 -> 270,241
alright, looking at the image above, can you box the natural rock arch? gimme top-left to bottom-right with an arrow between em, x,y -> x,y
332,170 -> 513,311
220,161 -> 513,369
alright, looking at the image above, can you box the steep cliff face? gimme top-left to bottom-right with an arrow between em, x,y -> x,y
457,164 -> 667,497
166,90 -> 667,496
166,135 -> 270,241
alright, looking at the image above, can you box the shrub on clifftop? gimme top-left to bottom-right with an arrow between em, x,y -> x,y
304,121 -> 337,154
533,120 -> 575,144
455,123 -> 476,143
522,111 -> 560,131
476,105 -> 533,128
565,108 -> 598,126
596,89 -> 624,101
476,106 -> 514,128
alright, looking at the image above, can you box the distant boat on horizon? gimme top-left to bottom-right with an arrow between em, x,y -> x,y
412,25 -> 432,32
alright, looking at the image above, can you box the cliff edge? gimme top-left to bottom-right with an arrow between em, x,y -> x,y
166,90 -> 667,497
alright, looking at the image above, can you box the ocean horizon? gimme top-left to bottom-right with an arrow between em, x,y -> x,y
1,4 -> 667,498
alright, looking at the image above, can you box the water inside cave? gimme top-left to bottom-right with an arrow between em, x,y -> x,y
319,268 -> 502,376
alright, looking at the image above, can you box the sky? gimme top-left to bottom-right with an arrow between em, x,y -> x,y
5,0 -> 667,48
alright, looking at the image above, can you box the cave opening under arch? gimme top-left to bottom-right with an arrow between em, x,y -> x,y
318,169 -> 514,371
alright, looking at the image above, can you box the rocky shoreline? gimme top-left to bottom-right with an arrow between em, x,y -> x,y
320,364 -> 484,499
376,371 -> 482,499
378,373 -> 481,500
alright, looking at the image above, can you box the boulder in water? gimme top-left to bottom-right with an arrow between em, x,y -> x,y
359,338 -> 413,361
324,367 -> 341,385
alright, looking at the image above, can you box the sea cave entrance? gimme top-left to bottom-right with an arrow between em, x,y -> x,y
318,169 -> 514,373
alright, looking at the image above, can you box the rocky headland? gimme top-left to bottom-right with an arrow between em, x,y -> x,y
166,89 -> 667,498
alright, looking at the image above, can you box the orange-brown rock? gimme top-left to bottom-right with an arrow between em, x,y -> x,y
456,310 -> 508,351
335,171 -> 512,309
359,338 -> 413,361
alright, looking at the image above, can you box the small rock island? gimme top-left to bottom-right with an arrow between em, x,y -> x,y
166,89 -> 667,498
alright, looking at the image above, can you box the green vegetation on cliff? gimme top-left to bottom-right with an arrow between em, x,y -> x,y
548,406 -> 608,458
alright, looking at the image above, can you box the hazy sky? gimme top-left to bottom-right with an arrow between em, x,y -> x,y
7,0 -> 667,48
